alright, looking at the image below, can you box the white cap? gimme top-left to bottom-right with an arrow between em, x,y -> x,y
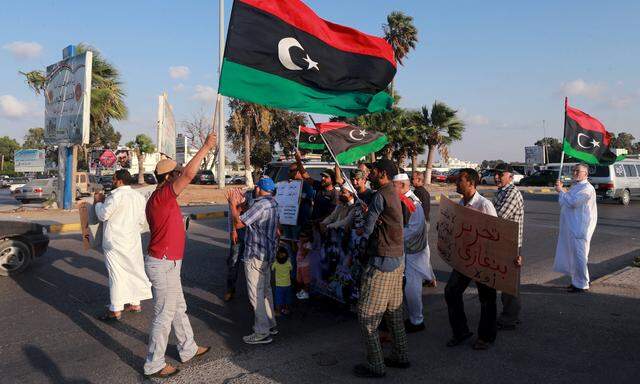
342,182 -> 356,195
393,173 -> 410,182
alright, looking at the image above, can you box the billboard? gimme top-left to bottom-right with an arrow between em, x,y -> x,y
525,146 -> 544,164
14,149 -> 46,172
44,51 -> 92,145
157,92 -> 176,159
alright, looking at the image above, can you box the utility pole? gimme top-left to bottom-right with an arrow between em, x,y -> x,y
217,0 -> 226,188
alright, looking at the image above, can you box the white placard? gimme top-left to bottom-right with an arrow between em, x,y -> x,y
157,92 -> 176,159
275,180 -> 302,226
14,149 -> 46,172
44,51 -> 92,145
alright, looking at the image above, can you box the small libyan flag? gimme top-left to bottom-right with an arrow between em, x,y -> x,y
302,122 -> 388,165
298,126 -> 325,151
218,0 -> 396,117
563,99 -> 625,165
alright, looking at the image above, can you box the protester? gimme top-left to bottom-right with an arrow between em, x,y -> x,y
492,163 -> 525,330
553,164 -> 597,293
410,171 -> 431,219
272,247 -> 293,315
293,150 -> 339,222
225,188 -> 255,302
321,184 -> 358,230
227,177 -> 279,345
94,170 -> 151,322
296,230 -> 313,300
393,173 -> 435,333
351,169 -> 374,204
142,132 -> 215,379
444,168 -> 498,351
354,159 -> 408,378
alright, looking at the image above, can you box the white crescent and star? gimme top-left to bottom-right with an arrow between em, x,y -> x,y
577,133 -> 600,149
278,37 -> 320,71
349,129 -> 367,141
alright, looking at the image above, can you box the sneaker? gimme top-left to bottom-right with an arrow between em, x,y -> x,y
242,332 -> 273,345
296,290 -> 309,300
269,327 -> 279,335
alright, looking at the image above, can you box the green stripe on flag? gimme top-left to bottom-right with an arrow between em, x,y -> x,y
335,135 -> 388,165
562,139 -> 600,165
219,60 -> 393,117
299,142 -> 326,150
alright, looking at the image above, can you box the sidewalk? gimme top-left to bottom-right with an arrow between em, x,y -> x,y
168,271 -> 640,384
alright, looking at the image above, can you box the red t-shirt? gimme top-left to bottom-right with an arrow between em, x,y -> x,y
146,183 -> 185,260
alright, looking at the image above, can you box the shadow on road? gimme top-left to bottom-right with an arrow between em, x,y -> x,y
23,345 -> 91,384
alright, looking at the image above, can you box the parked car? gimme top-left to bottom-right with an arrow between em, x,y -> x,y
430,170 -> 447,183
589,160 -> 640,206
519,170 -> 560,187
8,177 -> 30,193
131,173 -> 157,185
75,172 -> 103,199
0,175 -> 10,188
0,220 -> 49,276
230,175 -> 246,185
192,170 -> 215,185
15,178 -> 57,203
480,169 -> 498,185
446,169 -> 462,183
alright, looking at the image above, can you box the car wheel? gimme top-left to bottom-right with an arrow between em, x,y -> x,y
0,239 -> 33,276
620,189 -> 630,206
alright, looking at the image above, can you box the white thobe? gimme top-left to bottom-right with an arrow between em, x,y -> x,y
95,186 -> 152,311
404,191 -> 435,325
553,180 -> 597,289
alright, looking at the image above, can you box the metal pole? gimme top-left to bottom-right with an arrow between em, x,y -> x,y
63,146 -> 73,209
558,98 -> 568,181
217,0 -> 226,188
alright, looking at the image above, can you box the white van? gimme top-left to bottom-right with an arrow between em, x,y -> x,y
589,159 -> 640,205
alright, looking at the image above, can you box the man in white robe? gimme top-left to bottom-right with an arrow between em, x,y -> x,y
393,174 -> 435,333
95,170 -> 152,320
553,164 -> 597,292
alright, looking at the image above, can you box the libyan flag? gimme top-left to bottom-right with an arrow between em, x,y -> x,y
302,122 -> 388,165
563,100 -> 625,165
298,126 -> 325,151
219,0 -> 396,117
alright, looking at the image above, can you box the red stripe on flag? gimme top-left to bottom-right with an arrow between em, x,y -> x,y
300,126 -> 319,134
566,105 -> 609,144
239,0 -> 396,67
314,121 -> 351,133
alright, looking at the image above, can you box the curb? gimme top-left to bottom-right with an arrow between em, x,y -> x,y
47,223 -> 82,234
190,211 -> 228,220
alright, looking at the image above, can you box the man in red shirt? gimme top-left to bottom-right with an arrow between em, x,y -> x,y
142,131 -> 216,379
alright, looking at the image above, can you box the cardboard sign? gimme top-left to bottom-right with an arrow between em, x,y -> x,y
436,195 -> 521,296
275,180 -> 302,226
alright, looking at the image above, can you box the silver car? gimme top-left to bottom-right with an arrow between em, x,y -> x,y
15,178 -> 57,203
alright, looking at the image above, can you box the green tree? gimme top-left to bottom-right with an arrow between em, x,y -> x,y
383,11 -> 418,92
534,137 -> 563,163
20,43 -> 127,154
611,132 -> 635,152
23,127 -> 46,149
419,102 -> 465,184
0,136 -> 20,173
126,134 -> 156,185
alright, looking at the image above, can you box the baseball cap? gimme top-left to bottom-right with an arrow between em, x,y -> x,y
373,159 -> 398,178
320,169 -> 336,183
495,163 -> 514,173
350,169 -> 366,179
256,177 -> 276,192
155,159 -> 181,175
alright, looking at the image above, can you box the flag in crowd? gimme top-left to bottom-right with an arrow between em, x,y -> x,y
303,122 -> 388,165
563,98 -> 626,165
218,0 -> 397,116
298,125 -> 326,151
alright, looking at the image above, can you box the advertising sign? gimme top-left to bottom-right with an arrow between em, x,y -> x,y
14,149 -> 46,172
99,150 -> 117,167
44,51 -> 92,145
436,196 -> 521,296
525,145 -> 544,164
157,92 -> 176,159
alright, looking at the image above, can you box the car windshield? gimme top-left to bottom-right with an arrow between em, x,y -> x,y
27,179 -> 49,186
588,165 -> 610,177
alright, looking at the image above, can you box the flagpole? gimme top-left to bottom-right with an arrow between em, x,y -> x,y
308,115 -> 360,201
558,97 -> 568,181
296,125 -> 301,151
217,0 -> 226,188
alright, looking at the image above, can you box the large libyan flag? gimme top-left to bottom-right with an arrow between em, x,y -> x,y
301,122 -> 388,165
564,100 -> 625,165
219,0 -> 396,117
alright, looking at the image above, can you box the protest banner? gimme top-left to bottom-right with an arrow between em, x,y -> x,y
436,195 -> 521,296
274,180 -> 302,226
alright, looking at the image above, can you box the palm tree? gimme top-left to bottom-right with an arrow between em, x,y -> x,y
126,134 -> 156,185
20,43 -> 127,160
403,110 -> 429,173
418,102 -> 465,184
383,11 -> 418,92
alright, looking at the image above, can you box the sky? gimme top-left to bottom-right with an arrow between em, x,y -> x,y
1,0 -> 639,163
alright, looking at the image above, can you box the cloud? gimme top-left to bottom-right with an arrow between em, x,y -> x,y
173,83 -> 185,92
2,41 -> 43,59
192,85 -> 216,102
0,95 -> 29,118
559,79 -> 605,99
169,66 -> 190,79
465,114 -> 489,126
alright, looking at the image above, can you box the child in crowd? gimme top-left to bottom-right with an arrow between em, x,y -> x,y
272,247 -> 292,315
296,231 -> 313,300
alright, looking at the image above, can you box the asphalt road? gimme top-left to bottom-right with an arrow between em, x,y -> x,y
0,196 -> 638,383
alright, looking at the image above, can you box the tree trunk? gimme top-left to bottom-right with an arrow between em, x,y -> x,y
411,154 -> 418,174
243,127 -> 254,187
425,144 -> 436,185
137,151 -> 145,184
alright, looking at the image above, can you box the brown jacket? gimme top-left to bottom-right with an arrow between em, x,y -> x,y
366,182 -> 404,258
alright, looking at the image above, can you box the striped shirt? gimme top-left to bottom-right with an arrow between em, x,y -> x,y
493,183 -> 525,248
240,195 -> 279,262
